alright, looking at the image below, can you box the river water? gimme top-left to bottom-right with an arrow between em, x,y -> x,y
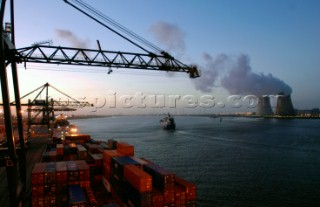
71,115 -> 320,207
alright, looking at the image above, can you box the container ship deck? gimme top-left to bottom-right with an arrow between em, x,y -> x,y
1,130 -> 196,207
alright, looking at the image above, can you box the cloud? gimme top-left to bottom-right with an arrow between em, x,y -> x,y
148,21 -> 185,52
193,53 -> 228,92
55,29 -> 90,48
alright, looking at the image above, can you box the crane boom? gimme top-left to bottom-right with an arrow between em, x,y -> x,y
59,0 -> 200,78
16,45 -> 200,78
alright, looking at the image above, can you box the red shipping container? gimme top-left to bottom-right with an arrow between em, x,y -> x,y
77,144 -> 88,160
175,184 -> 186,207
67,161 -> 79,182
163,186 -> 175,205
124,164 -> 152,193
56,161 -> 67,183
175,176 -> 196,201
78,164 -> 90,181
152,189 -> 164,207
80,180 -> 90,188
90,153 -> 103,168
32,197 -> 44,207
32,163 -> 46,185
32,185 -> 44,197
44,195 -> 56,207
44,166 -> 56,184
116,142 -> 134,156
102,160 -> 112,181
56,144 -> 64,155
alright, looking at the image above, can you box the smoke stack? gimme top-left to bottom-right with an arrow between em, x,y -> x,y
275,93 -> 295,116
256,96 -> 273,116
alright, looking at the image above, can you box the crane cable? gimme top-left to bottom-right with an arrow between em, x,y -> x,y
73,0 -> 163,53
65,0 -> 163,54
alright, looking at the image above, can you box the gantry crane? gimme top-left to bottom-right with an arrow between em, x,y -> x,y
16,0 -> 200,78
0,0 -> 200,206
11,82 -> 93,138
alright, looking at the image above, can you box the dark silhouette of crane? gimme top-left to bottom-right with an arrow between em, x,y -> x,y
14,0 -> 200,78
11,82 -> 92,138
0,0 -> 200,206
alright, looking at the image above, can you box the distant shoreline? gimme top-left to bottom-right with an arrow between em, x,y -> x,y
69,115 -> 112,120
67,114 -> 320,120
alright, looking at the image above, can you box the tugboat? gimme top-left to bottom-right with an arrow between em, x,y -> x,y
160,113 -> 176,130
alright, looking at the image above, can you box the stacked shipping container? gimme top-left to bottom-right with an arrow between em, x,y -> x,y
32,160 -> 92,207
102,140 -> 197,207
32,134 -> 196,207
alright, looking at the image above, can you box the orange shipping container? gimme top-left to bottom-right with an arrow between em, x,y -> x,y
116,142 -> 134,156
102,149 -> 124,165
124,165 -> 152,193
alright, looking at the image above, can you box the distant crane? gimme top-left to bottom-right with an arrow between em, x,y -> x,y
9,82 -> 93,138
0,0 -> 200,206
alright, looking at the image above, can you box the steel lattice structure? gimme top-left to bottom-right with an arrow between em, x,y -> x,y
16,45 -> 200,78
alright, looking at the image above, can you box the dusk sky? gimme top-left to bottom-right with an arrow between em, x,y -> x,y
2,0 -> 320,115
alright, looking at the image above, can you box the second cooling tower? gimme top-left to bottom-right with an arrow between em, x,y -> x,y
275,93 -> 295,116
256,96 -> 273,116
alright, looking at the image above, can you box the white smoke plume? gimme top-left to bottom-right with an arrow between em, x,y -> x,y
148,21 -> 185,52
220,54 -> 292,96
147,21 -> 292,96
55,29 -> 90,48
194,53 -> 292,96
193,53 -> 227,92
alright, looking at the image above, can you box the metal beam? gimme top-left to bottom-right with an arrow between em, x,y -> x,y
0,1 -> 19,206
10,0 -> 27,189
16,45 -> 200,78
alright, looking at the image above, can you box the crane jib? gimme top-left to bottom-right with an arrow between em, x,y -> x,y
15,45 -> 200,78
61,0 -> 200,78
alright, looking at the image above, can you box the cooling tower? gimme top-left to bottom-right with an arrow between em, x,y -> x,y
256,96 -> 273,116
275,93 -> 295,116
